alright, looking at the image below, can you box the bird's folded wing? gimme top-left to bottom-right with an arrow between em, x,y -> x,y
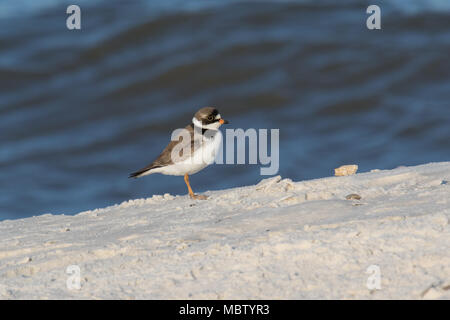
129,124 -> 200,177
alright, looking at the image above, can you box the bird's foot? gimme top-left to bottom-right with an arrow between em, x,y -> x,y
190,193 -> 208,200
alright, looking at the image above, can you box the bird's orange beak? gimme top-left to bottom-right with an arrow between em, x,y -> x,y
219,119 -> 229,124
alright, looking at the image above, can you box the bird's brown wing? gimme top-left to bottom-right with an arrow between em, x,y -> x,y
129,124 -> 199,178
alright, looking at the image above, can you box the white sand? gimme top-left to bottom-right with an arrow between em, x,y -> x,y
1,162 -> 449,299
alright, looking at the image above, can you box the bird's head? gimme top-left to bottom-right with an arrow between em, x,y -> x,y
192,107 -> 229,130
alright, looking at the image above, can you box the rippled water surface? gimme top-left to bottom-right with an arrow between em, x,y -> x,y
1,0 -> 450,220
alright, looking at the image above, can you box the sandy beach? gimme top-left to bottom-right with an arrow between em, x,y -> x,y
1,162 -> 449,299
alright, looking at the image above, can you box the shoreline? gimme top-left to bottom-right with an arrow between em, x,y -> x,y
1,162 -> 449,299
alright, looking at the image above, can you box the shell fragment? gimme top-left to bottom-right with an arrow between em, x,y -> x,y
335,165 -> 358,176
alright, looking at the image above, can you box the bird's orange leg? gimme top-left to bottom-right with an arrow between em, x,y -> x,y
184,174 -> 208,200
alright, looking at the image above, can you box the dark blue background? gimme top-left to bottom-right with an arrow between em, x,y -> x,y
1,0 -> 449,220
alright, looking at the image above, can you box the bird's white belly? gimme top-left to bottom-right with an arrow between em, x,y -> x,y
155,133 -> 221,176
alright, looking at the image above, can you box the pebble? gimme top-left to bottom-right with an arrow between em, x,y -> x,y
346,193 -> 362,200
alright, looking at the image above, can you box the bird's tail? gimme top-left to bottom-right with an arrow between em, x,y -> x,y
129,170 -> 145,178
129,165 -> 161,178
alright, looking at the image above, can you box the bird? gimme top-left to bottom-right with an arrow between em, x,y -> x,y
129,107 -> 229,200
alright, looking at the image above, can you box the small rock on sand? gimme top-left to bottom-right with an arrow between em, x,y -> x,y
335,165 -> 358,176
346,193 -> 362,200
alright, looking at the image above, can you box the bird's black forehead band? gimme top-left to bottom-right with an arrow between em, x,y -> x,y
202,109 -> 218,119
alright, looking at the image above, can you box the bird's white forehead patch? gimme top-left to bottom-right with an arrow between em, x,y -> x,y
215,113 -> 221,120
192,116 -> 221,130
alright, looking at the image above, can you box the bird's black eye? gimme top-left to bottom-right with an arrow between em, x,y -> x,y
207,115 -> 214,121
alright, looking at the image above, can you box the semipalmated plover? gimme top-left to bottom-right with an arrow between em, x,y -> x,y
129,107 -> 228,200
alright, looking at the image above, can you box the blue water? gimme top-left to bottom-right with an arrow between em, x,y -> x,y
1,0 -> 450,220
